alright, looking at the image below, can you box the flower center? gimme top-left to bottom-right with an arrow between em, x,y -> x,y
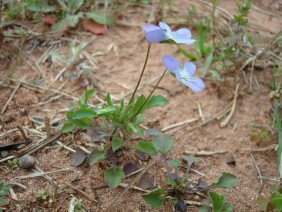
180,69 -> 188,80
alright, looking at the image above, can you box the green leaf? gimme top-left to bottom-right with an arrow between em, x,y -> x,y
127,123 -> 144,138
145,95 -> 168,110
211,172 -> 237,189
96,106 -> 116,115
271,191 -> 282,211
72,117 -> 92,129
0,183 -> 11,196
120,102 -> 134,121
79,89 -> 96,107
68,40 -> 75,63
170,160 -> 180,169
152,134 -> 174,155
203,51 -> 214,76
105,167 -> 124,188
66,12 -> 83,27
277,130 -> 282,178
51,19 -> 68,32
50,50 -> 67,64
72,108 -> 96,119
198,205 -> 210,212
169,197 -> 178,205
106,93 -> 113,106
27,2 -> 56,12
257,196 -> 268,211
142,189 -> 167,208
210,70 -> 221,81
112,137 -> 122,152
179,48 -> 197,60
61,121 -> 74,133
225,203 -> 233,212
134,142 -> 157,155
74,39 -> 94,62
132,95 -> 146,115
119,99 -> 124,112
88,149 -> 105,165
86,11 -> 115,25
133,113 -> 143,126
68,0 -> 84,13
166,178 -> 176,186
0,197 -> 5,204
273,100 -> 282,129
57,0 -> 68,11
210,192 -> 225,212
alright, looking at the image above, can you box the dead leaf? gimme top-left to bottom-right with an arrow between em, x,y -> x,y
139,172 -> 155,190
123,161 -> 138,175
71,149 -> 87,166
82,19 -> 105,35
43,15 -> 58,25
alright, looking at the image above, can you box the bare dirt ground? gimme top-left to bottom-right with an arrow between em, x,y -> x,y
0,0 -> 282,211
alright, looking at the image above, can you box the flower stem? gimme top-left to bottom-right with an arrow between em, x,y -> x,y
162,153 -> 173,180
131,69 -> 167,121
129,44 -> 151,104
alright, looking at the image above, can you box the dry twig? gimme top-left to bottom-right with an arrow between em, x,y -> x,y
65,182 -> 98,203
220,83 -> 240,127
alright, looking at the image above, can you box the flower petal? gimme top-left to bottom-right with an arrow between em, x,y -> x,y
159,22 -> 171,33
142,24 -> 161,32
180,77 -> 205,93
145,29 -> 167,43
162,55 -> 180,73
171,28 -> 195,44
183,62 -> 196,77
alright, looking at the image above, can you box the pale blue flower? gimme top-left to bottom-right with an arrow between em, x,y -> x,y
142,22 -> 195,45
162,55 -> 205,93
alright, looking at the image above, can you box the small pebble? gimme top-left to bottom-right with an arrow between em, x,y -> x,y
18,154 -> 35,169
1,151 -> 9,158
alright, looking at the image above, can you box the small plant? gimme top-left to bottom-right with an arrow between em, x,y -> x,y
257,185 -> 282,211
74,200 -> 82,212
2,0 -> 115,36
143,165 -> 237,211
51,38 -> 94,80
62,21 -> 204,191
61,20 -> 237,210
0,182 -> 11,208
7,158 -> 18,169
180,0 -> 252,81
36,189 -> 48,201
4,158 -> 18,173
48,0 -> 115,33
249,127 -> 272,144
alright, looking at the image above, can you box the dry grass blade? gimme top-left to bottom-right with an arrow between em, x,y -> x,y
162,117 -> 199,132
185,150 -> 228,156
1,75 -> 26,114
250,153 -> 263,185
66,182 -> 98,203
220,83 -> 240,127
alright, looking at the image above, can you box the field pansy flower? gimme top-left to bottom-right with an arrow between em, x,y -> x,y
162,54 -> 205,93
142,22 -> 195,45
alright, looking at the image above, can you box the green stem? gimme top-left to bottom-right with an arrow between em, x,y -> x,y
129,44 -> 151,104
162,154 -> 174,180
131,69 -> 167,121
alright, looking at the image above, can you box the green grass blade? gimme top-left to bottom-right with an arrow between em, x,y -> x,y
277,130 -> 282,178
